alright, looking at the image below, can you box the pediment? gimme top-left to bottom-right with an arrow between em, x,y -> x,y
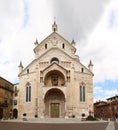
42,63 -> 67,78
35,32 -> 75,49
34,32 -> 76,59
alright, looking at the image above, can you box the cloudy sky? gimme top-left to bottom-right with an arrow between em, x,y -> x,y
0,0 -> 118,102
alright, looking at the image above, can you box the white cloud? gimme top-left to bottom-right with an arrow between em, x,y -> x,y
79,0 -> 118,82
50,0 -> 110,41
0,0 -> 24,38
94,86 -> 104,94
0,0 -> 53,82
94,86 -> 118,102
105,90 -> 117,96
0,0 -> 118,86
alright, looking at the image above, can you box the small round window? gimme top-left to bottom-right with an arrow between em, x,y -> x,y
50,57 -> 59,64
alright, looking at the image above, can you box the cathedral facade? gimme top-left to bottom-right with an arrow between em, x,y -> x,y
16,22 -> 94,119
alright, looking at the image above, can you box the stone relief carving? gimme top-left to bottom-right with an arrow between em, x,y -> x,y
50,37 -> 58,46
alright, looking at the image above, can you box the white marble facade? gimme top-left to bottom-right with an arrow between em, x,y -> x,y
15,22 -> 94,119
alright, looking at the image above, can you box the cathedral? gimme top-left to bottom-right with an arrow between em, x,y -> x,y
14,21 -> 94,119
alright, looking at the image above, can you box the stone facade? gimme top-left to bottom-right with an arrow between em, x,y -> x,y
0,76 -> 13,119
15,22 -> 94,119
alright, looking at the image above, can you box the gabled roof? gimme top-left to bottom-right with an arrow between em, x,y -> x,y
18,59 -> 37,76
107,95 -> 118,100
42,62 -> 68,73
78,61 -> 94,76
35,47 -> 78,62
18,26 -> 93,77
34,31 -> 76,52
19,46 -> 93,77
0,76 -> 13,85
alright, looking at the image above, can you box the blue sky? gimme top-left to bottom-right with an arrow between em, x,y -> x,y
22,0 -> 29,27
94,80 -> 118,101
0,0 -> 118,102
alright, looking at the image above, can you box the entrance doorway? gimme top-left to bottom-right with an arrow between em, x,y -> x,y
50,103 -> 60,118
13,109 -> 18,119
44,88 -> 65,118
0,108 -> 3,119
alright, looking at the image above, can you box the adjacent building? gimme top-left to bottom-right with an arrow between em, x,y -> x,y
0,76 -> 13,119
14,21 -> 94,119
12,83 -> 19,119
94,95 -> 118,119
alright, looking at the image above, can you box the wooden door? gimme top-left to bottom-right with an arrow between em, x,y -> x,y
50,103 -> 59,118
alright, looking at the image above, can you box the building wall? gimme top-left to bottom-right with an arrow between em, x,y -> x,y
12,83 -> 19,118
18,69 -> 93,118
0,77 -> 13,119
94,97 -> 118,120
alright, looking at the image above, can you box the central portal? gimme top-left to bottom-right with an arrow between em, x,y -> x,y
44,88 -> 65,118
50,103 -> 60,118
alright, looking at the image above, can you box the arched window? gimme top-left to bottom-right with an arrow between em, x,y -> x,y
81,68 -> 84,73
27,69 -> 29,74
26,82 -> 31,102
62,43 -> 65,49
45,44 -> 47,49
80,83 -> 85,102
50,57 -> 59,64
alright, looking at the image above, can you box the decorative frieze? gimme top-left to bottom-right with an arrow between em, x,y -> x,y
39,62 -> 49,68
61,61 -> 71,68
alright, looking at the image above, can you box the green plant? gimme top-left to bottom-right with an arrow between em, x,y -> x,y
86,116 -> 98,121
